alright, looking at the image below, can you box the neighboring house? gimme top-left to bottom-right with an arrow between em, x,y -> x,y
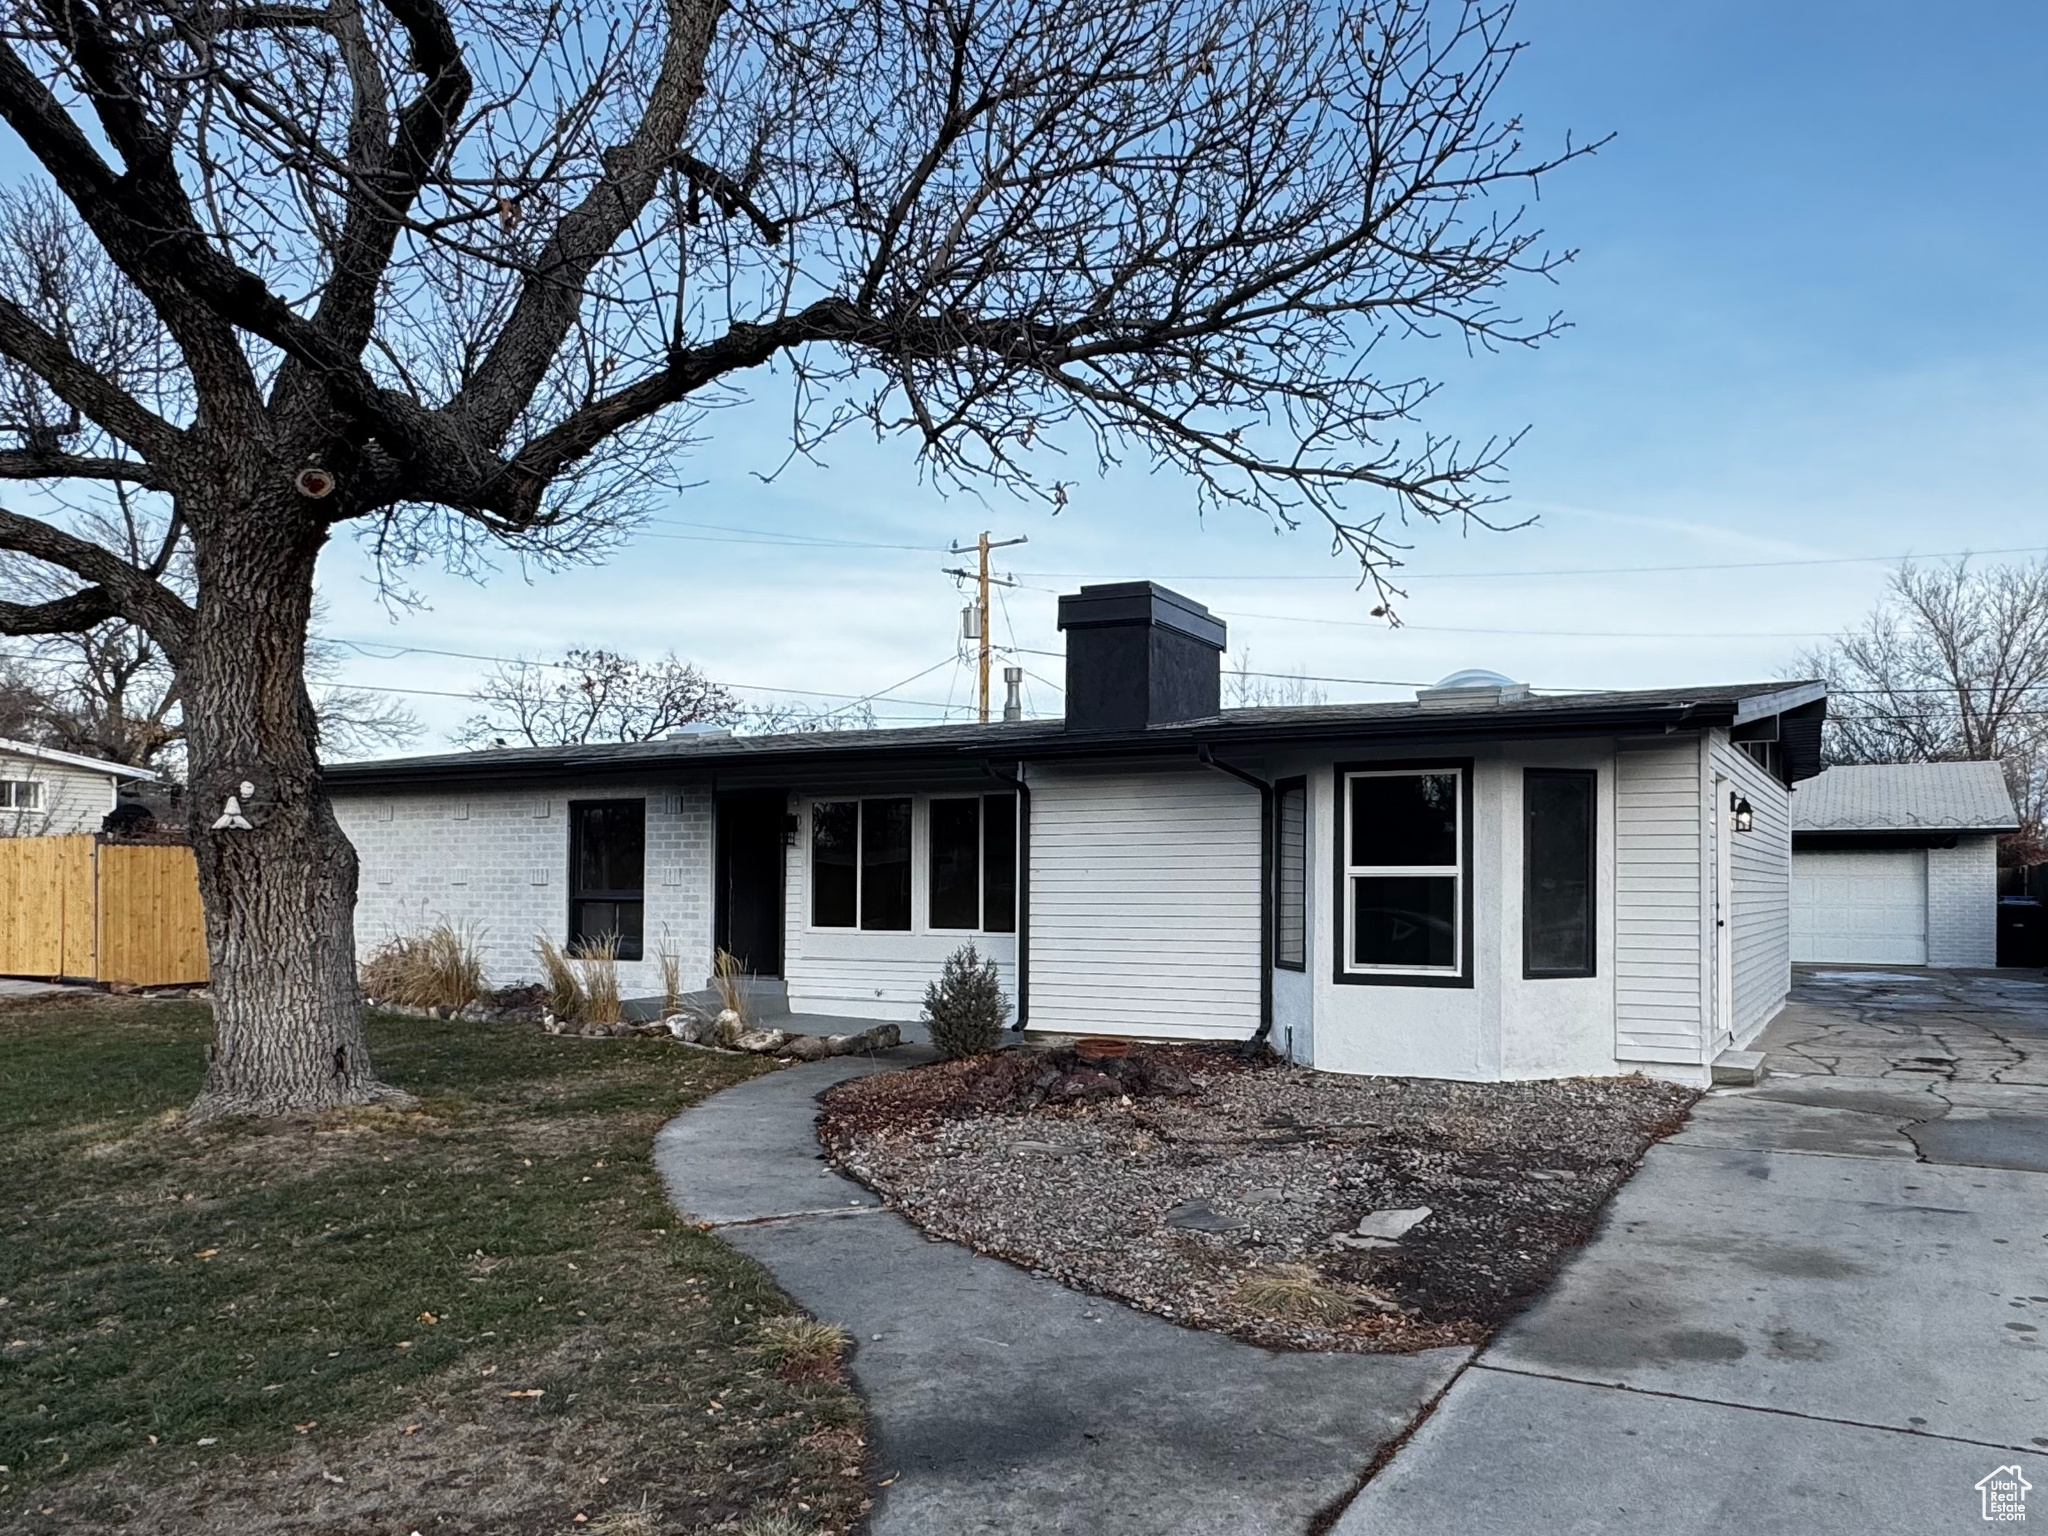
1790,761 -> 2018,968
327,580 -> 1828,1086
0,737 -> 156,837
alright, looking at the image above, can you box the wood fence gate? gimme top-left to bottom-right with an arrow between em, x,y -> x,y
0,835 -> 208,986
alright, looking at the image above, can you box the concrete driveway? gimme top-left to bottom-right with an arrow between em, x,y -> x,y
1335,965 -> 2048,1534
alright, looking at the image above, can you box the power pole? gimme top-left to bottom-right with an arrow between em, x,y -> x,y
945,531 -> 1028,722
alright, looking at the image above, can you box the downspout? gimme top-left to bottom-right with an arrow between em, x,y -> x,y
982,760 -> 1031,1032
1197,746 -> 1274,1054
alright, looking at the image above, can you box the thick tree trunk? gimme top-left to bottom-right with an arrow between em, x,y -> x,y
183,498 -> 398,1121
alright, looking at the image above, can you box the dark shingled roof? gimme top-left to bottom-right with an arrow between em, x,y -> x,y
324,680 -> 1827,790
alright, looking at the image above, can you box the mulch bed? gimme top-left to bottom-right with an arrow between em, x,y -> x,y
819,1044 -> 1696,1354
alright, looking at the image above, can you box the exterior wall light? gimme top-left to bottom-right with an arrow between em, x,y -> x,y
1731,794 -> 1754,834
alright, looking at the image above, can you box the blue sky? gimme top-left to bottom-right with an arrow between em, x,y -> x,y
319,0 -> 2048,742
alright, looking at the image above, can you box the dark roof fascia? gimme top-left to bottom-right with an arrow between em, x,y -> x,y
1730,681 -> 1827,726
322,694 -> 1779,793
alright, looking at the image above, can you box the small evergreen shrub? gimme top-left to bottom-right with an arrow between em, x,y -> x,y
922,942 -> 1011,1059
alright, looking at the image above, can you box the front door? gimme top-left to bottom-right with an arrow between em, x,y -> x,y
715,794 -> 786,977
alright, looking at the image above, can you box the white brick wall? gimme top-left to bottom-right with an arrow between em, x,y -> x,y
333,782 -> 716,996
1926,834 -> 1998,968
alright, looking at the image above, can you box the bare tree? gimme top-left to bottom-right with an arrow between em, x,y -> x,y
1799,559 -> 2048,862
3,503 -> 418,770
458,648 -> 740,746
1225,650 -> 1329,709
740,698 -> 879,735
0,0 -> 1596,1116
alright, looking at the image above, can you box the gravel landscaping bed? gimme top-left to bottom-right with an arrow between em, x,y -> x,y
819,1046 -> 1695,1353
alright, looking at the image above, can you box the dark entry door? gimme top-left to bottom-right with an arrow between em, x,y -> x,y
715,794 -> 786,977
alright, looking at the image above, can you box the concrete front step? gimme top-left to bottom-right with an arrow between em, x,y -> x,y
1710,1048 -> 1768,1087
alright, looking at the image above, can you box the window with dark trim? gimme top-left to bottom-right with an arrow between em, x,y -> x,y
811,798 -> 915,931
569,799 -> 645,959
928,793 -> 1019,932
1524,769 -> 1596,977
1275,778 -> 1306,969
982,793 -> 1017,933
1335,763 -> 1471,985
811,801 -> 859,927
929,798 -> 981,929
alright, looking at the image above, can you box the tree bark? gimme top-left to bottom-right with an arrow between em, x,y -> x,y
182,495 -> 399,1121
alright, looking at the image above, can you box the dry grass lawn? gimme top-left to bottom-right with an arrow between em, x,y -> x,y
0,992 -> 869,1535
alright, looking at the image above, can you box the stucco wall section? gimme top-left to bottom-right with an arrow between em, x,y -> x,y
1926,835 -> 1998,968
333,783 -> 715,997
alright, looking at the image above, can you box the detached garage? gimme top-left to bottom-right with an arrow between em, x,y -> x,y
1791,762 -> 2018,967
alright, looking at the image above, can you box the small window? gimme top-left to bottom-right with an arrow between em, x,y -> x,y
860,798 -> 913,931
1,780 -> 45,810
927,793 -> 1019,932
1524,769 -> 1596,978
929,798 -> 982,930
569,799 -> 645,960
1275,778 -> 1306,969
1342,767 -> 1465,977
982,793 -> 1017,933
811,801 -> 859,927
812,798 -> 915,930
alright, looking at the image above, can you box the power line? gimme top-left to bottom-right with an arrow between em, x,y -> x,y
1008,543 -> 2048,587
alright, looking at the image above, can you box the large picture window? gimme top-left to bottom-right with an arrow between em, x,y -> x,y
569,799 -> 645,960
1275,778 -> 1306,970
810,798 -> 914,931
928,793 -> 1019,932
1524,769 -> 1596,978
1339,765 -> 1468,982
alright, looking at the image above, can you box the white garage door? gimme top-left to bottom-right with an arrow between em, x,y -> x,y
1791,849 -> 1927,964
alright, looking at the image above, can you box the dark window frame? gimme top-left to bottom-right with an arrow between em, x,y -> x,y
567,797 -> 646,961
1331,759 -> 1474,989
927,795 -> 983,931
805,795 -> 917,932
1274,776 -> 1307,970
1522,768 -> 1598,980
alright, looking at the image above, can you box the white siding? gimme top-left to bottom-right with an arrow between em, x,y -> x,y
0,751 -> 119,837
1614,739 -> 1705,1064
1712,734 -> 1792,1044
1029,765 -> 1261,1040
782,794 -> 1017,1021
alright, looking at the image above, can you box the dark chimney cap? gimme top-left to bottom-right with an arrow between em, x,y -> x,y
1056,581 -> 1227,650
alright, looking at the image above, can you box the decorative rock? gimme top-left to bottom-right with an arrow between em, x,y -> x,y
1353,1206 -> 1432,1241
1009,1140 -> 1073,1159
734,1028 -> 791,1054
783,1034 -> 832,1062
1048,1068 -> 1119,1102
1165,1199 -> 1245,1234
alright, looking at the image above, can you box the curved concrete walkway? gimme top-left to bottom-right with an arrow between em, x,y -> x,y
655,1051 -> 1469,1536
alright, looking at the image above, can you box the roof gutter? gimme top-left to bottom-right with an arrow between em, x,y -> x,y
1197,745 -> 1274,1056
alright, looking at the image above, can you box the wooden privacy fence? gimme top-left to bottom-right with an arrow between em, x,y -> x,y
0,835 -> 208,986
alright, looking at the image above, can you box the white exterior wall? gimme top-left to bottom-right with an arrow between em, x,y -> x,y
783,793 -> 1017,1021
334,783 -> 715,997
1027,764 -> 1261,1040
1711,733 -> 1793,1048
0,751 -> 119,837
1612,738 -> 1706,1065
1927,835 -> 1999,968
1299,742 -> 1622,1082
1499,746 -> 1622,1079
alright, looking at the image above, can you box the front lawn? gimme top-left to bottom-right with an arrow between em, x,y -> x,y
0,993 -> 868,1535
